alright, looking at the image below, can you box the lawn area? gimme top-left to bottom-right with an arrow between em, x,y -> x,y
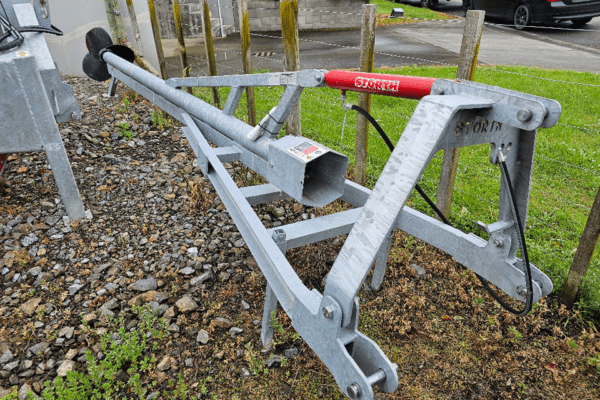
371,0 -> 453,25
195,65 -> 600,313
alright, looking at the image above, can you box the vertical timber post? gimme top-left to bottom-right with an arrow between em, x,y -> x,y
201,0 -> 221,108
125,0 -> 144,53
280,0 -> 300,136
560,186 -> 600,308
355,4 -> 376,186
173,0 -> 193,94
238,0 -> 256,126
435,10 -> 485,219
104,0 -> 128,44
106,0 -> 158,76
147,0 -> 168,79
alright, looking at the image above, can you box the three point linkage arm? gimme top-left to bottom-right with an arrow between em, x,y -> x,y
82,28 -> 561,399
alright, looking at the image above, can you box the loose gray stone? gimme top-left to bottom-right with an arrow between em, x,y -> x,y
58,326 -> 75,339
56,360 -> 77,377
129,276 -> 157,292
179,267 -> 195,275
196,330 -> 209,344
156,356 -> 172,371
285,347 -> 299,359
190,272 -> 212,286
175,297 -> 198,313
21,234 -> 39,247
18,383 -> 38,400
241,300 -> 250,311
68,283 -> 84,295
410,264 -> 427,280
265,355 -> 282,368
0,349 -> 13,365
229,327 -> 243,337
3,360 -> 19,371
28,342 -> 49,356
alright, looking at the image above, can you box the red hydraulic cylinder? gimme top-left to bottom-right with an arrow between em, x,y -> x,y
323,70 -> 437,100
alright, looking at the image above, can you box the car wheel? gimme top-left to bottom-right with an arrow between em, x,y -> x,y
513,4 -> 530,30
571,17 -> 593,28
420,0 -> 438,9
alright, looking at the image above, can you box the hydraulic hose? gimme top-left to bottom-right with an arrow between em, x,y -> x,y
349,104 -> 533,316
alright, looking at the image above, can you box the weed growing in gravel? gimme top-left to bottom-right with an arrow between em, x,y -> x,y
270,310 -> 300,346
41,304 -> 174,399
507,326 -> 523,342
588,353 -> 600,373
244,342 -> 267,376
233,165 -> 263,187
119,122 -> 133,141
119,97 -> 130,114
150,109 -> 175,131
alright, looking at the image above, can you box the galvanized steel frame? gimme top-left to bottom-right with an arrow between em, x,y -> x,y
0,0 -> 84,220
99,51 -> 560,399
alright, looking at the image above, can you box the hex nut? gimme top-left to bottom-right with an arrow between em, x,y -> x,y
322,306 -> 334,319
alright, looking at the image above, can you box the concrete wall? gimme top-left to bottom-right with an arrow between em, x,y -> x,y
240,0 -> 366,32
157,0 -> 366,39
45,0 -> 159,77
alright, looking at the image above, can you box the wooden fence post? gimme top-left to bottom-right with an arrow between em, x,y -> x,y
280,0 -> 300,136
559,187 -> 600,308
173,0 -> 192,94
238,0 -> 256,126
104,0 -> 158,76
104,0 -> 128,45
147,0 -> 168,79
355,4 -> 376,186
125,0 -> 144,53
435,10 -> 485,219
200,0 -> 221,108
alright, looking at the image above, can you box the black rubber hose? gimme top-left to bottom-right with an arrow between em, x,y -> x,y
350,104 -> 450,225
0,16 -> 23,51
349,103 -> 534,316
476,160 -> 533,316
18,24 -> 64,36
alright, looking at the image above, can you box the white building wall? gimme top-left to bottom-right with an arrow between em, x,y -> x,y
45,0 -> 159,77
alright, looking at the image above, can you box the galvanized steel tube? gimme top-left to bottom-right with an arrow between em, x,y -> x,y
102,51 -> 271,160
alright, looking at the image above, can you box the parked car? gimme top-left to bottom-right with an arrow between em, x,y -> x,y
463,0 -> 600,30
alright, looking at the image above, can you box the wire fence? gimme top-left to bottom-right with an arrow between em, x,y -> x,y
156,2 -> 600,291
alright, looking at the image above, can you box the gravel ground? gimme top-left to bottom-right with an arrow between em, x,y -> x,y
2,77 -> 600,400
0,77 -> 316,398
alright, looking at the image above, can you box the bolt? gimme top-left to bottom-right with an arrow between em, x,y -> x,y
516,285 -> 528,298
493,238 -> 504,248
517,108 -> 532,122
322,306 -> 334,319
347,383 -> 362,399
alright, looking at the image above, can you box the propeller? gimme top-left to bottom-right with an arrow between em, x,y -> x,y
82,27 -> 135,81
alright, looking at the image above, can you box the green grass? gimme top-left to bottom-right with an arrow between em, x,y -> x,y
371,0 -> 451,24
192,65 -> 600,313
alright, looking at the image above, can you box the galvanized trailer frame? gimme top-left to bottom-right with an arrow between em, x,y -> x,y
92,45 -> 560,399
0,0 -> 84,220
